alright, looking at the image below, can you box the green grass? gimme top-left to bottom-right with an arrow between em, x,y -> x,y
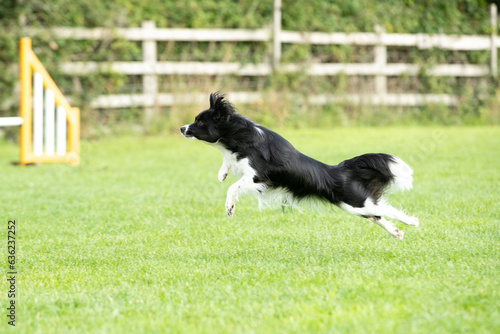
0,127 -> 499,333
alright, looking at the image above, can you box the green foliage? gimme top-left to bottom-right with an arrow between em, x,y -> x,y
283,0 -> 491,34
1,0 -> 499,134
18,0 -> 273,28
1,127 -> 499,333
6,0 -> 491,33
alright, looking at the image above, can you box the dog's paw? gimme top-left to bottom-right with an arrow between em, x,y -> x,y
218,165 -> 229,182
218,171 -> 228,183
225,201 -> 235,217
407,216 -> 419,227
394,229 -> 404,240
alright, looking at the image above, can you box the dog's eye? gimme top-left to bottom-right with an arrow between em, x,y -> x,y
197,121 -> 204,126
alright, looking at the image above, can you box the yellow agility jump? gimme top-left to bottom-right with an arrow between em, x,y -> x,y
18,37 -> 80,165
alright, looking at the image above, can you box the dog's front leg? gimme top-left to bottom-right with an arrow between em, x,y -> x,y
225,177 -> 257,217
225,180 -> 241,217
218,160 -> 230,182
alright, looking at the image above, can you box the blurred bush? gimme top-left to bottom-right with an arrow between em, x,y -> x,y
0,0 -> 498,137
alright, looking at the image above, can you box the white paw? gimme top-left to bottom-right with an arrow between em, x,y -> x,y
225,201 -> 235,217
407,216 -> 419,227
394,229 -> 404,240
218,170 -> 228,183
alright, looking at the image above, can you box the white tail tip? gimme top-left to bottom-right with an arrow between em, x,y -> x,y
389,156 -> 413,192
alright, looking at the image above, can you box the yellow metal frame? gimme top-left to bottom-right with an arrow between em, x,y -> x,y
19,37 -> 80,165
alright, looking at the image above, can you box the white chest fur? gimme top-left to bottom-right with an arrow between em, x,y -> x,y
209,142 -> 254,179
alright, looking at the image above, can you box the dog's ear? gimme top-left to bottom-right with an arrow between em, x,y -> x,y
210,92 -> 234,122
209,92 -> 224,111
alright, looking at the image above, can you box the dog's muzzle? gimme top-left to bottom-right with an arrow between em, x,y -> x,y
180,125 -> 195,139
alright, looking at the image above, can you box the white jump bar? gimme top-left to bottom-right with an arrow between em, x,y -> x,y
33,72 -> 44,156
44,89 -> 55,156
0,117 -> 24,127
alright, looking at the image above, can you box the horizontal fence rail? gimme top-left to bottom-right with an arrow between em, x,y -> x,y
18,3 -> 498,112
26,27 -> 497,49
59,62 -> 491,77
89,92 -> 459,109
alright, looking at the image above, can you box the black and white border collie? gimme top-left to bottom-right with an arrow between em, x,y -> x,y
181,92 -> 419,239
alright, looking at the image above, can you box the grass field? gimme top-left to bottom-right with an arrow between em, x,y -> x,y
0,127 -> 499,333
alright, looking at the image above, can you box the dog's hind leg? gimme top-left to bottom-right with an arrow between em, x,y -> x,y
339,199 -> 417,239
373,202 -> 419,227
365,216 -> 404,240
340,199 -> 419,227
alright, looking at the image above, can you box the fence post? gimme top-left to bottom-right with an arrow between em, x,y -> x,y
142,21 -> 158,127
491,3 -> 497,78
374,25 -> 387,96
272,0 -> 281,71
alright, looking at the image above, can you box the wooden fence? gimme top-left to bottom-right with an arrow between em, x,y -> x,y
21,2 -> 499,116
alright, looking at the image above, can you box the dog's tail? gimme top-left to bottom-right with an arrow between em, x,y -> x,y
338,153 -> 413,201
387,155 -> 413,192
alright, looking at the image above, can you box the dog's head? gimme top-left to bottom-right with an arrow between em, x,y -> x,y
180,92 -> 236,143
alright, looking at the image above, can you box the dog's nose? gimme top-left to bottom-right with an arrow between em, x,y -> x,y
180,126 -> 186,135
